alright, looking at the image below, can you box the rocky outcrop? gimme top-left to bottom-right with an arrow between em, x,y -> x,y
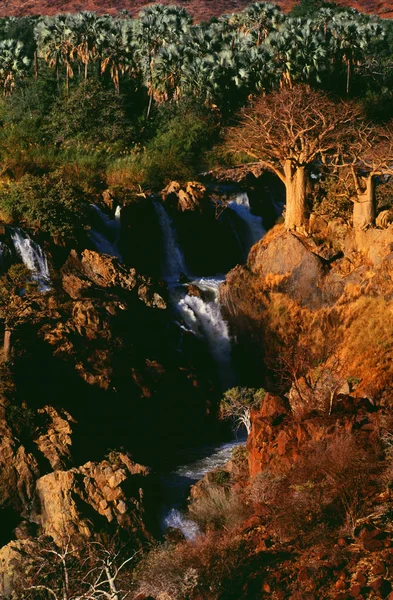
0,416 -> 38,516
248,230 -> 327,308
34,454 -> 150,546
220,225 -> 393,402
35,406 -> 74,471
162,181 -> 209,213
61,249 -> 167,308
247,392 -> 379,478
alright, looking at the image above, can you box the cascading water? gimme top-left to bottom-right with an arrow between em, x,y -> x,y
153,201 -> 188,283
157,189 -> 266,540
161,437 -> 246,540
176,278 -> 234,389
228,192 -> 265,256
10,228 -> 51,291
89,204 -> 122,261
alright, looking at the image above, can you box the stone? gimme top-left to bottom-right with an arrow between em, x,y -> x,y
248,232 -> 327,308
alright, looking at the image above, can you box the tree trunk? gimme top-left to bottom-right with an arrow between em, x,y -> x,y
3,329 -> 11,362
353,175 -> 376,230
346,58 -> 351,96
284,162 -> 308,230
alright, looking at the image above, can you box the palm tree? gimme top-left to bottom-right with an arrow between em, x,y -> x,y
134,4 -> 192,116
98,19 -> 136,94
267,17 -> 327,87
329,13 -> 384,95
35,15 -> 76,93
73,11 -> 103,81
235,2 -> 284,45
0,39 -> 30,95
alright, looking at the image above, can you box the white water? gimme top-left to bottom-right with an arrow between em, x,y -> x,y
89,205 -> 122,261
161,437 -> 246,540
228,192 -> 265,253
158,191 -> 265,540
10,228 -> 51,291
153,201 -> 188,283
176,277 -> 234,388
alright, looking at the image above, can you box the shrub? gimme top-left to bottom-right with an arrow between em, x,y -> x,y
0,174 -> 91,242
45,80 -> 131,152
135,533 -> 250,600
188,486 -> 248,531
249,433 -> 379,543
210,469 -> 231,486
231,445 -> 248,472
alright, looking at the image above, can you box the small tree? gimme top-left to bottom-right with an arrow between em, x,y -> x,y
219,387 -> 265,434
227,85 -> 356,230
13,536 -> 138,600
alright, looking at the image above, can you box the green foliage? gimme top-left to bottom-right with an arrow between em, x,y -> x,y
313,175 -> 353,221
210,469 -> 231,486
291,0 -> 338,18
0,175 -> 91,241
220,387 -> 266,433
231,445 -> 248,470
45,80 -> 131,151
130,106 -> 218,189
7,404 -> 38,442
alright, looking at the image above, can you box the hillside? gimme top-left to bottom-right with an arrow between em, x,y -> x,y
1,0 -> 393,20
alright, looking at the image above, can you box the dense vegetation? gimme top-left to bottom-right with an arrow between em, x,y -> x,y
0,2 -> 392,225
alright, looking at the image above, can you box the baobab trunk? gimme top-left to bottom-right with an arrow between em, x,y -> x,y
353,175 -> 376,230
284,163 -> 308,230
3,329 -> 11,362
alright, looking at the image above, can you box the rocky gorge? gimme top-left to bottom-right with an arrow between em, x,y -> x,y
1,171 -> 393,598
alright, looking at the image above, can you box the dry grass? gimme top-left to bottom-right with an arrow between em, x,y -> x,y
188,486 -> 249,531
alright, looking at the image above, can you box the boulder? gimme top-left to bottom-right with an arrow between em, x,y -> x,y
33,456 -> 150,546
248,232 -> 327,308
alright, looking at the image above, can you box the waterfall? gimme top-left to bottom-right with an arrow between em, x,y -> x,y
10,228 -> 51,291
114,204 -> 121,221
153,201 -> 188,283
89,205 -> 122,261
176,278 -> 234,388
161,438 -> 246,540
228,192 -> 265,254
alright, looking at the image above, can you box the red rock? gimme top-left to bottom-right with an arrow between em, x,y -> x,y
373,561 -> 386,576
369,577 -> 392,597
338,537 -> 347,547
349,584 -> 362,597
298,567 -> 309,582
336,579 -> 347,590
355,573 -> 367,586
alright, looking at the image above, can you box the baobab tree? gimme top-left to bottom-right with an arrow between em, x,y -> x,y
344,122 -> 393,230
227,85 -> 356,230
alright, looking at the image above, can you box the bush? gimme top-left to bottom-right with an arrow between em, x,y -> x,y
249,433 -> 379,543
45,80 -> 131,152
135,533 -> 251,600
188,486 -> 248,531
0,174 -> 91,242
210,469 -> 231,486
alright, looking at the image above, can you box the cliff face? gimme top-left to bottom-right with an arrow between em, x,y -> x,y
220,221 -> 393,406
